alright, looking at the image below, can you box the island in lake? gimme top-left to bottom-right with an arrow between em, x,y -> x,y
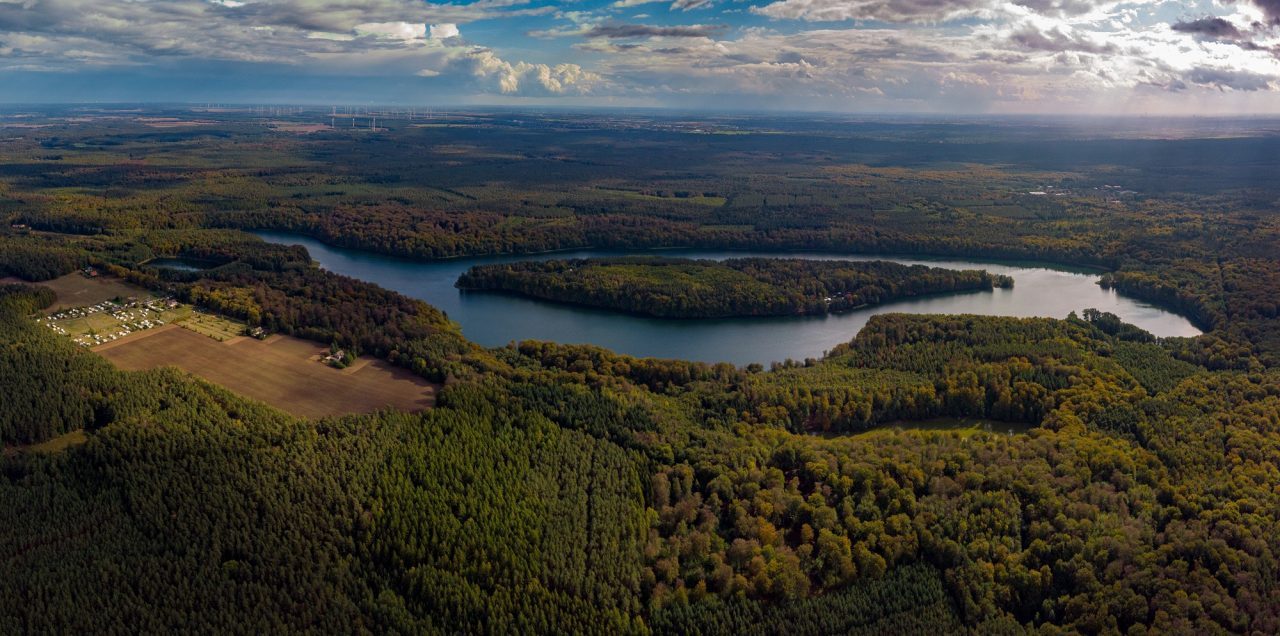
456,257 -> 1013,319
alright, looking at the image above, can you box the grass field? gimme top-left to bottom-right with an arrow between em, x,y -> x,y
96,326 -> 437,418
2,429 -> 88,458
854,417 -> 1031,438
30,273 -> 246,347
33,273 -> 146,312
42,296 -> 197,347
178,310 -> 244,341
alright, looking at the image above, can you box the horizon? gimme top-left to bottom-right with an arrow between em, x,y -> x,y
4,0 -> 1280,115
9,102 -> 1280,120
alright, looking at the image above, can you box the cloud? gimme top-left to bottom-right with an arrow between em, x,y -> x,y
1008,24 -> 1116,53
355,22 -> 426,41
576,4 -> 1280,110
751,0 -> 993,24
417,47 -> 601,95
1184,66 -> 1273,91
585,23 -> 723,38
0,0 -> 544,68
0,0 -> 603,98
749,0 -> 1155,23
1170,17 -> 1243,40
1246,0 -> 1280,24
429,23 -> 461,40
1011,0 -> 1099,17
3,0 -> 1280,109
671,0 -> 715,10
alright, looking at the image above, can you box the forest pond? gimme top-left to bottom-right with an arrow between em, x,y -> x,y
256,231 -> 1202,365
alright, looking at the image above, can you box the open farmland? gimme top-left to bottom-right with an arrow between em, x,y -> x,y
31,272 -> 145,312
96,326 -> 437,418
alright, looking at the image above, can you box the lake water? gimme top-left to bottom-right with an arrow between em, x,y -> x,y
255,231 -> 1203,365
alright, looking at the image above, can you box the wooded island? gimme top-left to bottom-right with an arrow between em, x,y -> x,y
457,257 -> 1013,318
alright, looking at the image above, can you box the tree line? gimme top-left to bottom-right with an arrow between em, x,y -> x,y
458,257 -> 1011,319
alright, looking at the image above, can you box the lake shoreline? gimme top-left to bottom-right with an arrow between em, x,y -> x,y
253,230 -> 1203,366
244,226 -> 1114,275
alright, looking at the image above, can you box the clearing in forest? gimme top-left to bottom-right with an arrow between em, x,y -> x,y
96,326 -> 437,418
10,271 -> 144,313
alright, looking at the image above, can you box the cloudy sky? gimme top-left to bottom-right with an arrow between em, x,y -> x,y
4,0 -> 1280,113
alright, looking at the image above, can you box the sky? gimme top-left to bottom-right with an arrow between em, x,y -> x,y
4,0 -> 1280,113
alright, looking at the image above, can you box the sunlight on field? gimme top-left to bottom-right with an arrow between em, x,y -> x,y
36,272 -> 144,312
178,311 -> 245,342
2,429 -> 88,458
96,327 -> 437,418
853,417 -> 1031,438
28,271 -> 250,346
25,429 -> 88,453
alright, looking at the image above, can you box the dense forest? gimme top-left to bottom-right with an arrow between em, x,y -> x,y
3,111 -> 1280,633
457,257 -> 1012,319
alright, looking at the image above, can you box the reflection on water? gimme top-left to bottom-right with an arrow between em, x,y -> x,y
255,231 -> 1203,366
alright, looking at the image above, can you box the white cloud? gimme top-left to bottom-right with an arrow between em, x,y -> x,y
752,0 -> 995,23
421,48 -> 601,95
671,0 -> 715,10
355,22 -> 425,41
429,23 -> 460,39
1,0 -> 1279,109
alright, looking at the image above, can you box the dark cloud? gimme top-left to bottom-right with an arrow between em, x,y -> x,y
1249,0 -> 1280,23
1009,26 -> 1115,54
1185,66 -> 1273,91
972,51 -> 1029,64
1143,76 -> 1189,92
585,24 -> 723,39
671,0 -> 715,10
0,2 -> 64,32
1171,17 -> 1243,39
776,51 -> 814,64
753,0 -> 1119,23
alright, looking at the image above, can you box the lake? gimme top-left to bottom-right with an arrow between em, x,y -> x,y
255,231 -> 1203,365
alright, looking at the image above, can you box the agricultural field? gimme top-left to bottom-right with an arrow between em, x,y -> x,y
177,310 -> 245,341
40,296 -> 184,346
96,326 -> 437,418
22,271 -> 142,312
37,292 -> 243,348
24,270 -> 248,346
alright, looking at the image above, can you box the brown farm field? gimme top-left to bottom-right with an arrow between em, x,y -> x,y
96,326 -> 437,418
2,272 -> 149,313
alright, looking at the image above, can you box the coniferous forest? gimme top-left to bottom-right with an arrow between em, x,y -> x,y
2,110 -> 1280,634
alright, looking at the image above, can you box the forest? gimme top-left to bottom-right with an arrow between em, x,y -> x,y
457,257 -> 1012,319
2,110 -> 1280,634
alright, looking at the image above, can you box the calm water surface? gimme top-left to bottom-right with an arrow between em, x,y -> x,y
256,231 -> 1202,365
